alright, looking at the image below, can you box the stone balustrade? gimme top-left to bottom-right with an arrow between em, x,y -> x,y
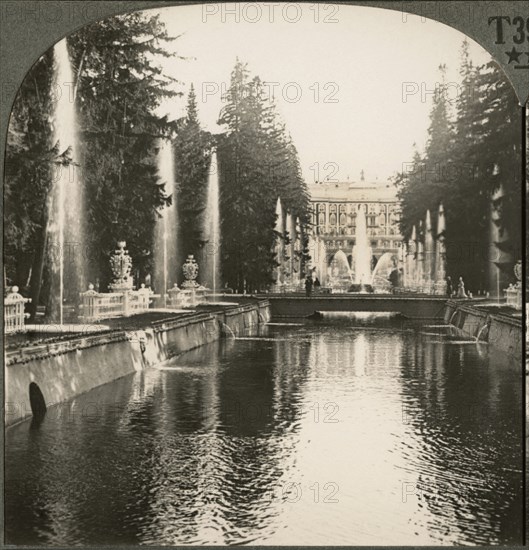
504,285 -> 522,311
166,285 -> 210,309
4,286 -> 31,333
79,284 -> 153,322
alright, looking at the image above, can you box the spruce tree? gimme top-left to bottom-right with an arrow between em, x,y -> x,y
217,60 -> 310,292
68,12 -> 181,287
174,84 -> 213,260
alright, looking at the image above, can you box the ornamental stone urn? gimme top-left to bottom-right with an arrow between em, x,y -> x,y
109,241 -> 134,291
181,255 -> 200,289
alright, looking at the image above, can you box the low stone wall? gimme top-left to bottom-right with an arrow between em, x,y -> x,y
5,300 -> 270,426
5,332 -> 144,426
443,300 -> 522,359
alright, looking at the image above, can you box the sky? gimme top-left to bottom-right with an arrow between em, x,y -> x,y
145,3 -> 491,183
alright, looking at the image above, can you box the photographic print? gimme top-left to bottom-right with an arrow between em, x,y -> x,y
2,1 -> 526,546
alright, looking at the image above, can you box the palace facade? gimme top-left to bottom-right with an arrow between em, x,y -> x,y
308,179 -> 403,265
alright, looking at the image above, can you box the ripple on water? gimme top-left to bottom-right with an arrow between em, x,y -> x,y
4,318 -> 522,546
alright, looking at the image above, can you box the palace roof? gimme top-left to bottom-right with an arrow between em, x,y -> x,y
308,181 -> 399,202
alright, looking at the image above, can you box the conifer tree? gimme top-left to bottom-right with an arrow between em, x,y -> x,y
69,12 -> 181,287
217,60 -> 310,292
174,84 -> 213,258
396,47 -> 520,293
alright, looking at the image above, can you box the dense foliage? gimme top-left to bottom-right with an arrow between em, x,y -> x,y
395,41 -> 522,293
5,12 -> 180,313
5,49 -> 56,306
217,60 -> 310,292
5,15 -> 311,309
174,84 -> 213,259
69,12 -> 180,287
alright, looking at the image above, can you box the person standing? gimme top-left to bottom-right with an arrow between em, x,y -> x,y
456,276 -> 468,298
446,276 -> 453,297
389,268 -> 399,294
305,275 -> 313,297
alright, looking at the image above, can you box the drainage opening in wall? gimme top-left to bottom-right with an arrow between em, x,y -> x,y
29,382 -> 47,420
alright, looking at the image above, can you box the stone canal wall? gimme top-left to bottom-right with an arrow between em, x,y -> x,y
142,301 -> 270,366
443,300 -> 522,359
5,300 -> 271,426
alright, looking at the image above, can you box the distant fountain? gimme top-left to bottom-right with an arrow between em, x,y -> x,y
329,249 -> 352,291
416,241 -> 424,289
406,225 -> 417,289
285,211 -> 293,285
153,139 -> 179,305
318,237 -> 328,286
203,150 -> 221,293
273,198 -> 284,290
294,217 -> 302,281
331,250 -> 351,276
424,210 -> 434,292
47,38 -> 86,323
351,204 -> 372,290
309,235 -> 327,287
371,252 -> 394,292
434,203 -> 447,293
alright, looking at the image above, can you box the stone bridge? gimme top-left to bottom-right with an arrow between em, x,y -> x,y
257,294 -> 448,319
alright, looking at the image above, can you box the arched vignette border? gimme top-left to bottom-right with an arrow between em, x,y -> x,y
1,1 -> 526,207
0,0 -> 526,186
0,0 -> 526,543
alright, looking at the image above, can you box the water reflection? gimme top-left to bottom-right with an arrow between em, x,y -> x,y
5,315 -> 522,545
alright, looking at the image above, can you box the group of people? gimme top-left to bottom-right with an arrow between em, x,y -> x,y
387,270 -> 469,298
445,276 -> 469,298
303,268 -> 470,298
305,271 -> 321,296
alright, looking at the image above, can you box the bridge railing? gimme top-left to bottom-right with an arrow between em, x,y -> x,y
4,286 -> 31,333
396,282 -> 447,296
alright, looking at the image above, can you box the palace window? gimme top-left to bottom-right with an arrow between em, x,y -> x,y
330,213 -> 337,225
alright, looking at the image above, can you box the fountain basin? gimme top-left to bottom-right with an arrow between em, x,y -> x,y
347,283 -> 374,294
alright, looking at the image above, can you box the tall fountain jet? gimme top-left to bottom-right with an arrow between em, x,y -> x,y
406,225 -> 417,288
294,217 -> 301,282
47,38 -> 86,323
285,211 -> 293,284
203,149 -> 221,294
352,204 -> 372,285
153,139 -> 179,304
274,198 -> 284,289
318,237 -> 327,286
435,203 -> 446,288
424,209 -> 434,290
416,221 -> 424,288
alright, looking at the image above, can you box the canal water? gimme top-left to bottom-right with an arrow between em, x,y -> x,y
5,314 -> 522,545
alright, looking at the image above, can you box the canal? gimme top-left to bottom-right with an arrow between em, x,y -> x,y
5,314 -> 522,545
